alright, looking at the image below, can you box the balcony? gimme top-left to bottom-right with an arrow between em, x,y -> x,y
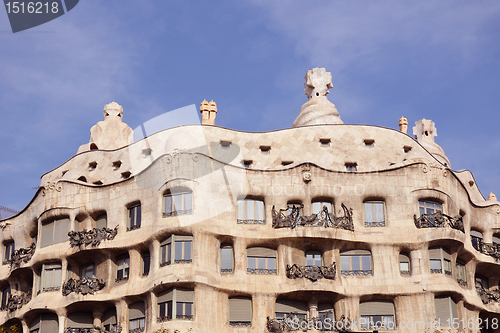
68,226 -> 118,248
272,203 -> 354,231
64,328 -> 94,333
62,277 -> 106,296
247,268 -> 277,275
413,212 -> 464,233
267,316 -> 337,332
471,236 -> 500,261
286,263 -> 336,282
7,243 -> 36,270
476,282 -> 500,304
340,269 -> 372,276
237,219 -> 265,224
229,321 -> 252,327
5,290 -> 31,312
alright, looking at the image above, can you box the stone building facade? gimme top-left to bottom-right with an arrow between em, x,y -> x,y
1,68 -> 500,333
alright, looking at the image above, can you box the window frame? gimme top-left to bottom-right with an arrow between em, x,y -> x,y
127,204 -> 142,231
142,251 -> 150,276
115,254 -> 130,282
305,251 -> 322,267
456,259 -> 467,286
228,296 -> 252,327
399,253 -> 411,276
3,241 -> 15,264
160,235 -> 193,267
1,285 -> 11,310
311,201 -> 333,215
359,301 -> 396,330
163,191 -> 193,217
429,247 -> 452,276
418,200 -> 442,217
39,262 -> 62,293
237,198 -> 265,224
246,247 -> 277,275
340,250 -> 372,276
157,287 -> 195,322
40,217 -> 70,248
80,263 -> 95,279
221,244 -> 234,273
364,201 -> 386,227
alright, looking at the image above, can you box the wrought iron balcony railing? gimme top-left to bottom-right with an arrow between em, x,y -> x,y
476,282 -> 500,304
127,225 -> 141,232
237,219 -> 265,224
158,316 -> 171,323
64,328 -> 95,333
272,203 -> 354,231
176,314 -> 193,320
41,286 -> 60,293
62,277 -> 106,296
6,290 -> 31,312
365,221 -> 385,227
160,260 -> 171,267
457,278 -> 468,287
247,268 -> 277,275
341,269 -> 372,276
430,268 -> 442,273
129,329 -> 145,333
444,270 -> 452,276
68,226 -> 118,248
286,263 -> 336,282
174,259 -> 192,264
400,270 -> 410,275
267,316 -> 342,332
7,243 -> 35,270
413,212 -> 464,233
471,236 -> 500,261
115,276 -> 128,283
163,209 -> 192,218
229,321 -> 252,327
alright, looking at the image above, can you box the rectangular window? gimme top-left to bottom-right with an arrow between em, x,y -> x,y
95,214 -> 107,229
128,204 -> 141,231
160,235 -> 193,267
229,297 -> 252,327
116,255 -> 130,282
246,248 -> 277,274
40,263 -> 62,292
456,261 -> 467,286
4,241 -> 14,263
1,286 -> 11,309
364,201 -> 386,227
305,252 -> 322,267
237,199 -> 265,224
340,251 -> 372,275
429,247 -> 451,275
419,200 -> 442,216
311,202 -> 332,215
164,192 -> 193,217
142,252 -> 150,276
430,259 -> 442,273
435,296 -> 458,327
80,264 -> 95,278
41,217 -> 70,248
221,245 -> 234,273
399,254 -> 411,275
157,288 -> 194,322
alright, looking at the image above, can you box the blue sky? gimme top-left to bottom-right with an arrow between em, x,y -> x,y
1,1 -> 500,212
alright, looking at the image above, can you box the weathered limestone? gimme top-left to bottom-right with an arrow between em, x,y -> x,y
293,68 -> 343,127
399,116 -> 408,134
412,118 -> 451,166
200,100 -> 217,125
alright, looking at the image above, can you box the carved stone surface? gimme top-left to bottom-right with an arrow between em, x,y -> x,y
471,236 -> 500,261
272,204 -> 353,231
413,212 -> 464,233
412,118 -> 450,166
7,243 -> 35,269
7,290 -> 31,312
62,277 -> 106,296
286,263 -> 336,282
0,221 -> 11,230
68,226 -> 118,248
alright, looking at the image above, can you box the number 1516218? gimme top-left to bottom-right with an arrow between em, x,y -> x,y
5,2 -> 59,14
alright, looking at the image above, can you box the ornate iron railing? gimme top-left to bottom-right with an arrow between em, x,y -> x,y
160,261 -> 171,267
221,268 -> 233,273
6,290 -> 31,312
272,204 -> 353,231
247,268 -> 277,275
237,219 -> 265,224
444,270 -> 452,276
115,276 -> 128,283
163,209 -> 192,218
457,278 -> 467,287
267,315 -> 343,332
476,282 -> 500,304
471,236 -> 500,261
7,243 -> 36,270
341,269 -> 372,276
127,225 -> 141,232
286,263 -> 336,282
414,212 -> 464,233
42,286 -> 60,293
94,326 -> 122,333
129,329 -> 145,333
400,270 -> 411,275
68,226 -> 118,248
430,268 -> 442,273
62,277 -> 106,296
64,328 -> 95,333
158,316 -> 171,323
176,314 -> 193,320
365,221 -> 385,227
229,321 -> 252,327
174,259 -> 192,264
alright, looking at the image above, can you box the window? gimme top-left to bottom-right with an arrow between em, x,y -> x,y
164,191 -> 192,217
345,163 -> 357,172
242,160 -> 253,168
364,201 -> 385,227
29,313 -> 59,333
419,200 -> 442,216
275,300 -> 307,319
305,251 -> 322,267
429,247 -> 452,275
221,244 -> 234,273
399,253 -> 410,275
340,250 -> 372,275
142,251 -> 150,276
129,301 -> 146,331
4,241 -> 14,264
157,288 -> 194,322
311,201 -> 333,215
247,247 -> 277,274
127,204 -> 141,231
80,264 -> 95,278
160,235 -> 192,267
434,296 -> 458,327
95,213 -> 107,229
66,312 -> 93,331
1,286 -> 11,309
471,230 -> 483,251
229,296 -> 252,327
318,304 -> 334,321
116,254 -> 130,282
359,301 -> 395,330
102,308 -> 118,332
456,260 -> 467,286
41,217 -> 70,248
237,199 -> 265,224
39,263 -> 62,293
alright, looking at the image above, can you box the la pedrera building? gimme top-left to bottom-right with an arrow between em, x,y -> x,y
1,68 -> 500,333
